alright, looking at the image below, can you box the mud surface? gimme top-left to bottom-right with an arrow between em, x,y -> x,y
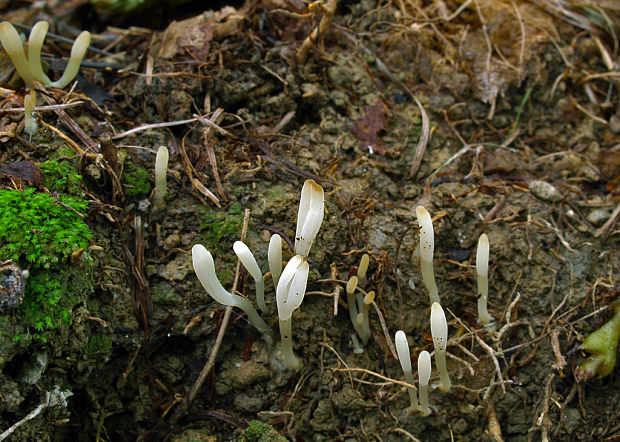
0,0 -> 619,440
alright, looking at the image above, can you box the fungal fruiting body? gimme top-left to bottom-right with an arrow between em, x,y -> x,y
416,205 -> 440,304
233,240 -> 266,313
191,244 -> 269,334
152,146 -> 169,211
274,179 -> 325,369
395,330 -> 419,412
23,90 -> 37,136
476,233 -> 491,325
276,255 -> 309,370
49,30 -> 90,89
418,350 -> 432,416
0,21 -> 90,89
346,276 -> 361,337
357,253 -> 370,287
295,179 -> 324,257
268,233 -> 282,290
27,22 -> 52,85
0,21 -> 35,86
430,302 -> 451,392
357,291 -> 375,345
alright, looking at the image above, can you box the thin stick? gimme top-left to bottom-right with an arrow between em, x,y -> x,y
38,119 -> 85,154
186,209 -> 251,406
371,300 -> 398,360
0,101 -> 83,113
335,367 -> 416,390
408,95 -> 431,178
475,333 -> 506,393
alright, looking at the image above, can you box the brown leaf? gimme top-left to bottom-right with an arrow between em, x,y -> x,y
351,99 -> 389,155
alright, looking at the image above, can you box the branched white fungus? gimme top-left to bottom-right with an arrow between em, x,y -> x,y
0,21 -> 90,89
191,244 -> 269,334
233,240 -> 266,313
418,350 -> 431,416
395,330 -> 419,412
430,301 -> 451,392
295,179 -> 324,257
416,205 -> 440,304
268,233 -> 282,290
152,146 -> 168,211
476,233 -> 491,325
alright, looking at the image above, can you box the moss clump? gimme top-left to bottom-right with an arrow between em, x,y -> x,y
241,420 -> 287,442
38,159 -> 83,196
83,335 -> 113,359
199,203 -> 243,252
123,162 -> 151,197
0,187 -> 92,335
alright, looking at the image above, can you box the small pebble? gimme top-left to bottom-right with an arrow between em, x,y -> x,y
587,208 -> 610,226
529,180 -> 561,202
163,233 -> 180,250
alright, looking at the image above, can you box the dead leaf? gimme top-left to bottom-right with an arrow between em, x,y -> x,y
351,99 -> 389,155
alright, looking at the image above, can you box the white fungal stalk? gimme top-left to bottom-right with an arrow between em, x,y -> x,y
27,21 -> 52,85
295,179 -> 324,257
0,21 -> 35,87
430,302 -> 451,392
192,244 -> 269,334
476,233 -> 491,325
416,206 -> 440,304
233,240 -> 266,314
268,233 -> 282,290
357,253 -> 370,287
357,291 -> 375,345
272,179 -> 325,370
346,276 -> 361,336
276,256 -> 309,370
23,90 -> 37,136
395,330 -> 419,412
152,146 -> 168,210
418,350 -> 432,416
49,30 -> 90,89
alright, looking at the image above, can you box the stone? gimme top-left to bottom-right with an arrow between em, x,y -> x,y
0,260 -> 28,311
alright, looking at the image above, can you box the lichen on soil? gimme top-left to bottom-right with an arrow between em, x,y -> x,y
0,0 -> 619,440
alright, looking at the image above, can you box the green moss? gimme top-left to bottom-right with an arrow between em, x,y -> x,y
0,187 -> 92,336
241,420 -> 287,442
38,159 -> 83,196
83,335 -> 113,359
199,203 -> 243,252
123,163 -> 151,197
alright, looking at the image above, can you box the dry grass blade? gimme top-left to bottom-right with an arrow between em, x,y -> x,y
408,95 -> 430,178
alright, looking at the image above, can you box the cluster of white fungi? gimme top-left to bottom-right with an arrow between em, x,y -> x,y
192,179 -> 324,370
393,206 -> 490,415
190,179 -> 492,415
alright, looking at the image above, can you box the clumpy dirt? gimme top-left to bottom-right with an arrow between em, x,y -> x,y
1,0 -> 619,440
